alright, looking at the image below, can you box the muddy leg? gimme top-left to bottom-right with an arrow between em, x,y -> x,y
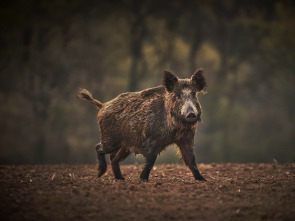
109,149 -> 130,180
178,145 -> 206,181
139,155 -> 157,181
95,143 -> 107,177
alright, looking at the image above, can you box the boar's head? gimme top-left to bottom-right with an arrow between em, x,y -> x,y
163,68 -> 207,125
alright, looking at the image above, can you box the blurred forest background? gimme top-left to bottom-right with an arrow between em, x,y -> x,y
0,0 -> 294,164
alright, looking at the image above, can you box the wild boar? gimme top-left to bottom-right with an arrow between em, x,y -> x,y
77,68 -> 207,181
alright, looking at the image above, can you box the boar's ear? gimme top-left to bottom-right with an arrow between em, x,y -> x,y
163,71 -> 178,92
191,68 -> 207,94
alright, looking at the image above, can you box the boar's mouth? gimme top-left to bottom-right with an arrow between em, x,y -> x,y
185,116 -> 201,124
181,114 -> 201,124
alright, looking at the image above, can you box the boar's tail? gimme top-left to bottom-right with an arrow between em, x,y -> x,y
76,88 -> 103,110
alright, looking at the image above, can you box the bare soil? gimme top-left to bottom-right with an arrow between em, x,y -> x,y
0,163 -> 294,221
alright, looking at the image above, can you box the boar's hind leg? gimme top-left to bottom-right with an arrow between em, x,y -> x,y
178,144 -> 206,181
139,155 -> 157,181
96,143 -> 107,177
109,149 -> 130,180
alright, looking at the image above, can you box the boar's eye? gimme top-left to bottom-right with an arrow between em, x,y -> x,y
176,93 -> 181,99
191,91 -> 196,97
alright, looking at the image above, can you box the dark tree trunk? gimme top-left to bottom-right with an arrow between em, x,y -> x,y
128,1 -> 147,92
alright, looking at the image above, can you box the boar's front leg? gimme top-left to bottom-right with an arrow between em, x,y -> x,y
109,148 -> 130,180
139,154 -> 157,181
177,138 -> 206,181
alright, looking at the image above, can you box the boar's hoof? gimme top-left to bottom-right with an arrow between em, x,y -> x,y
97,171 -> 104,177
195,175 -> 207,182
97,168 -> 107,177
115,176 -> 125,180
139,174 -> 149,181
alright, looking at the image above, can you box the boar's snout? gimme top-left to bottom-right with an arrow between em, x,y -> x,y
186,111 -> 197,121
185,107 -> 199,123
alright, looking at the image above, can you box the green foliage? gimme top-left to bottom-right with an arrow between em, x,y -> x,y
0,0 -> 294,164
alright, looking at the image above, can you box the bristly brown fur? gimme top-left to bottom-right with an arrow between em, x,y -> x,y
77,68 -> 207,181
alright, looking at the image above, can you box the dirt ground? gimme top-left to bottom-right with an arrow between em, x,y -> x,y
0,163 -> 294,221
